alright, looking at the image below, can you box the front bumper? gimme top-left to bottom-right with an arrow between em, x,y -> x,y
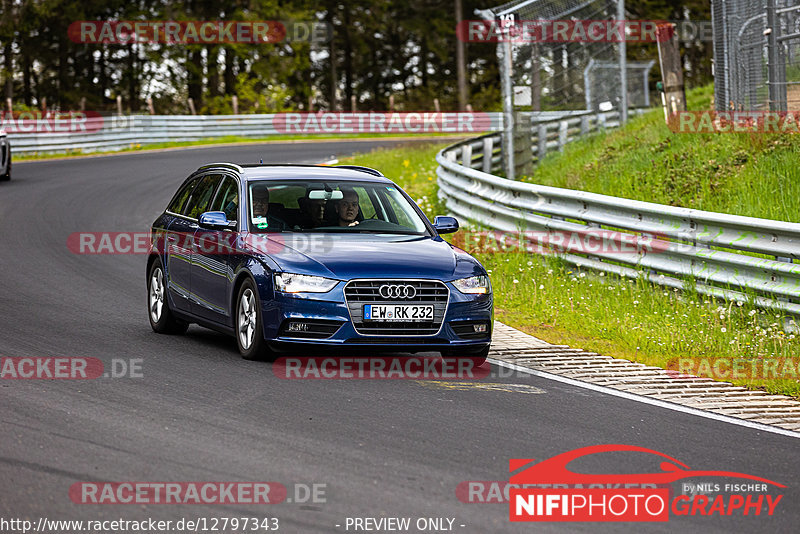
261,281 -> 492,353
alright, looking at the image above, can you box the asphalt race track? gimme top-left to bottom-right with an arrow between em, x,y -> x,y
1,140 -> 798,533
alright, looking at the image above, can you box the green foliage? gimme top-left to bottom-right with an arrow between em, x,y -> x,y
201,74 -> 293,114
1,0 -> 502,113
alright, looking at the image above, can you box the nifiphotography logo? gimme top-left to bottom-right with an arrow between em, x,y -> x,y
508,445 -> 785,522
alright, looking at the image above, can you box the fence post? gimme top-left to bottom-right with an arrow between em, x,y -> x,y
558,120 -> 568,151
617,0 -> 627,124
580,115 -> 589,135
513,111 -> 532,177
498,37 -> 515,180
766,0 -> 787,112
537,123 -> 547,161
461,143 -> 473,168
482,137 -> 493,173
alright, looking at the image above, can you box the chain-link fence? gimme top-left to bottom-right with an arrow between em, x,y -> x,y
585,60 -> 655,110
485,0 -> 631,112
477,0 -> 631,179
713,0 -> 800,111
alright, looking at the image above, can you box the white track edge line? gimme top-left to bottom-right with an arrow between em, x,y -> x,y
488,358 -> 800,440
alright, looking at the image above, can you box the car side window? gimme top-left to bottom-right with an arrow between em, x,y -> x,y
167,177 -> 199,214
210,176 -> 239,221
183,174 -> 222,219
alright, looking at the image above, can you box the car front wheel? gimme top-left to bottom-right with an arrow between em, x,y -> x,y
235,279 -> 275,361
0,153 -> 10,181
148,261 -> 189,334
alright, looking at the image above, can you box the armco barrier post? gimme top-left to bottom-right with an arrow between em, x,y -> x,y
513,111 -> 532,178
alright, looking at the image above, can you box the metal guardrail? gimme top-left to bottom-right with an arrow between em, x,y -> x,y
436,112 -> 800,317
6,115 -> 280,155
5,112 -> 506,155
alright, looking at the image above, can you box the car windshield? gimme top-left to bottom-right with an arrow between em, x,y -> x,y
246,180 -> 431,235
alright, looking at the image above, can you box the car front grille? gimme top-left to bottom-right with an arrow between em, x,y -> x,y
344,280 -> 449,336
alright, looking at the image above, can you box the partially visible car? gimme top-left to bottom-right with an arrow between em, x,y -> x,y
0,125 -> 10,181
146,163 -> 493,364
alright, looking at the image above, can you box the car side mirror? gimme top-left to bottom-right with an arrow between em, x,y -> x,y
433,215 -> 459,234
198,211 -> 237,230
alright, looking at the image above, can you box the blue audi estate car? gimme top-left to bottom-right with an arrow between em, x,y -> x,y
147,163 -> 493,363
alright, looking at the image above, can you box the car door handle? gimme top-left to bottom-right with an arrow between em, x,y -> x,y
167,235 -> 177,243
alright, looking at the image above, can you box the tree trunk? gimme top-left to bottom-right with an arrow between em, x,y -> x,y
3,41 -> 12,102
22,48 -> 31,106
342,4 -> 353,108
208,45 -> 220,97
223,47 -> 235,95
327,2 -> 338,110
127,43 -> 138,111
187,48 -> 204,108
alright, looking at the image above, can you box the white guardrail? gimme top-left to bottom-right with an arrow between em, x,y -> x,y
436,111 -> 800,317
6,115 -> 281,154
4,112 -> 506,155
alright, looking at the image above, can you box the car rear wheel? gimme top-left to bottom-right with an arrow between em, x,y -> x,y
236,279 -> 276,361
148,261 -> 189,334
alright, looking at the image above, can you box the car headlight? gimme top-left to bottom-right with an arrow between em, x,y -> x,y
274,273 -> 339,293
452,275 -> 491,295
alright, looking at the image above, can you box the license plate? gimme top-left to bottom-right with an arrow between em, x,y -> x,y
364,304 -> 434,322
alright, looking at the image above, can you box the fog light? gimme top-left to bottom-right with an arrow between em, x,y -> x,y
473,323 -> 488,333
288,322 -> 309,332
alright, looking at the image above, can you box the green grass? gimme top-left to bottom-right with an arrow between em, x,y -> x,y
521,84 -> 800,223
480,253 -> 800,397
15,132 -> 465,162
340,115 -> 800,398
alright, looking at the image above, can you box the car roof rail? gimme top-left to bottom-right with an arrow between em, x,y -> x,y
197,162 -> 244,173
334,165 -> 384,177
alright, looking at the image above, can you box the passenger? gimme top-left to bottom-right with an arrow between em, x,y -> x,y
335,188 -> 360,227
298,188 -> 327,228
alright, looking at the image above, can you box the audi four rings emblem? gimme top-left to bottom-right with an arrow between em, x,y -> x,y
379,284 -> 417,299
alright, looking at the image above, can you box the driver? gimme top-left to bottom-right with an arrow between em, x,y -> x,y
250,185 -> 285,230
335,188 -> 360,227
